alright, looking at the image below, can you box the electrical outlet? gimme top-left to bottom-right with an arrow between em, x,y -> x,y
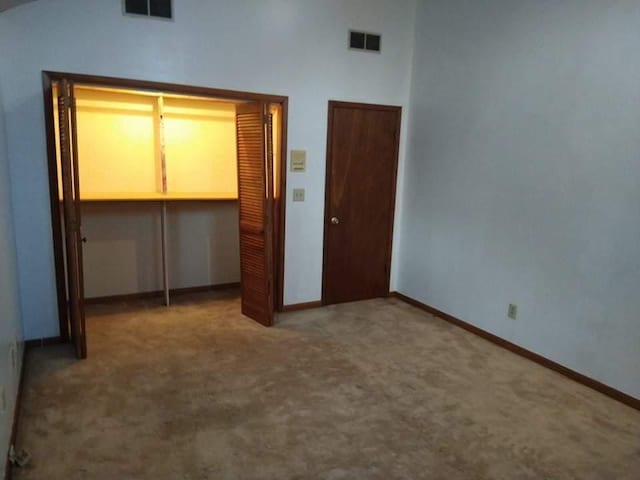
508,304 -> 518,320
292,188 -> 305,202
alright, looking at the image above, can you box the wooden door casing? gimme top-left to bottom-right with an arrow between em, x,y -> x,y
322,101 -> 401,305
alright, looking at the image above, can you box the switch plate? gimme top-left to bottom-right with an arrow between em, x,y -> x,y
290,150 -> 307,172
293,188 -> 305,202
508,304 -> 518,320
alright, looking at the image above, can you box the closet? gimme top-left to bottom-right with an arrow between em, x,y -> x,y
46,74 -> 286,359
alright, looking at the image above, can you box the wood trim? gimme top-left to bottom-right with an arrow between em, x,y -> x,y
389,291 -> 640,411
321,103 -> 334,305
386,108 -> 402,297
326,100 -> 402,112
24,336 -> 65,349
281,300 -> 322,313
322,100 -> 402,305
276,99 -> 288,312
84,282 -> 241,305
42,73 -> 69,342
43,71 -> 288,104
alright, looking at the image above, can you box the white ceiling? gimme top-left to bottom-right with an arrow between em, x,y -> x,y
0,0 -> 36,13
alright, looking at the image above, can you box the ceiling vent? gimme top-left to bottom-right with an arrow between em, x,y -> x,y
124,0 -> 172,19
349,30 -> 381,53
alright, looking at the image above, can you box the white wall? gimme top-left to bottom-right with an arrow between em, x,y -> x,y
0,77 -> 24,472
0,0 -> 416,339
398,0 -> 640,398
82,203 -> 240,298
166,203 -> 240,291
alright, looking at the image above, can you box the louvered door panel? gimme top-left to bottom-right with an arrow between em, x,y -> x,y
236,102 -> 274,326
58,79 -> 87,358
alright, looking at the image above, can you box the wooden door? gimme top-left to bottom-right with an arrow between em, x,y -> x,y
322,101 -> 401,305
236,102 -> 274,326
57,79 -> 87,358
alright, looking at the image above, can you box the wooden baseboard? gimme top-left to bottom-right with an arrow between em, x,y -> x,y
24,336 -> 64,349
389,291 -> 640,411
281,300 -> 322,312
85,282 -> 241,305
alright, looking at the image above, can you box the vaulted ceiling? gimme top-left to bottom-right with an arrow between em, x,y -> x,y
0,0 -> 36,13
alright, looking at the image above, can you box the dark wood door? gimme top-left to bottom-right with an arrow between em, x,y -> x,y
236,102 -> 274,326
322,101 -> 401,305
57,79 -> 87,358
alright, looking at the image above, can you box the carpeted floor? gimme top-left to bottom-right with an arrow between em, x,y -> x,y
13,290 -> 640,479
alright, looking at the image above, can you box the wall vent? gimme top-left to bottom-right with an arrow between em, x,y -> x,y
124,0 -> 172,19
349,30 -> 381,53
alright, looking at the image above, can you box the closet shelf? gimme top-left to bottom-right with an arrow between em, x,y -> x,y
79,192 -> 238,202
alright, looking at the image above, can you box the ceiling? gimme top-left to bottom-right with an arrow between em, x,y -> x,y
0,0 -> 36,13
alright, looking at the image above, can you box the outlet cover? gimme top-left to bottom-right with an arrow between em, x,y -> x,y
293,188 -> 305,202
508,304 -> 518,320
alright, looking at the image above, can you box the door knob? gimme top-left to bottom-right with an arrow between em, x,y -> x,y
331,217 -> 340,225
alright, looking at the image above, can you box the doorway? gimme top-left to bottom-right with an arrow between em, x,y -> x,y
322,101 -> 401,305
43,72 -> 288,359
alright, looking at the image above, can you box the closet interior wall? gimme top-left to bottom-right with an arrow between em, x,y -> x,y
53,84 -> 245,301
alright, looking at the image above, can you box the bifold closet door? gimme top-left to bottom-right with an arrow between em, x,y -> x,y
236,102 -> 274,326
57,79 -> 87,359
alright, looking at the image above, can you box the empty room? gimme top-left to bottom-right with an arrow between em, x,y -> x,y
0,0 -> 638,479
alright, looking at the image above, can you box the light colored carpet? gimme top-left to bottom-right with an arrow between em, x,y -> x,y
14,290 -> 640,479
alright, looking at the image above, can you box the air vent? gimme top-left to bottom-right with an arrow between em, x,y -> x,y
124,0 -> 172,19
349,30 -> 381,53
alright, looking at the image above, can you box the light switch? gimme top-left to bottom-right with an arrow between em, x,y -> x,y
293,188 -> 305,202
290,150 -> 307,172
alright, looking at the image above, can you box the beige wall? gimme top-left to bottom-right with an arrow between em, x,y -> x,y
82,202 -> 240,298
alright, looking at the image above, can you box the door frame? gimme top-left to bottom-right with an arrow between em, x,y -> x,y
42,71 -> 289,341
321,100 -> 402,305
